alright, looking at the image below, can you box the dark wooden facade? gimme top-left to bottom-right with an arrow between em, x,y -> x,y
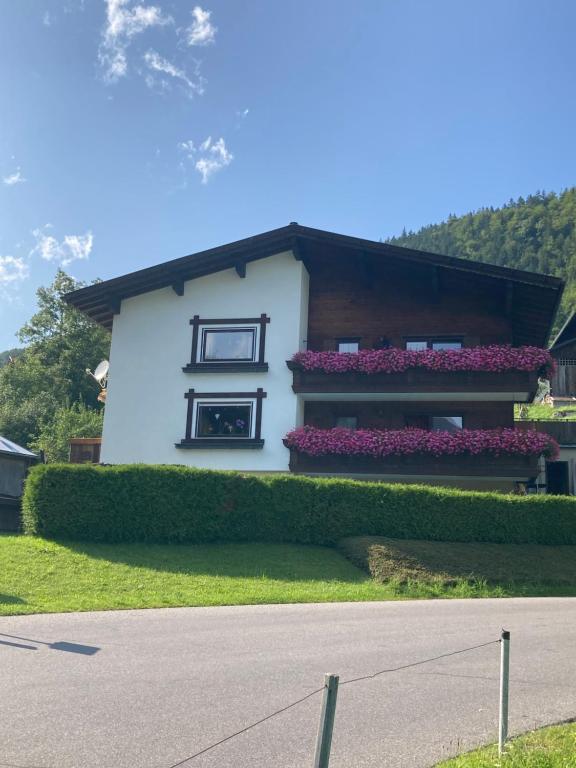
288,363 -> 538,399
304,401 -> 514,431
287,449 -> 539,479
305,249 -> 514,351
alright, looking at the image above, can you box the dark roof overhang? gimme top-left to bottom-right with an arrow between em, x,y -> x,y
65,222 -> 565,347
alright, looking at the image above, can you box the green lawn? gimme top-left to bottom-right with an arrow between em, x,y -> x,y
435,722 -> 576,766
0,536 -> 394,615
2,536 -> 576,616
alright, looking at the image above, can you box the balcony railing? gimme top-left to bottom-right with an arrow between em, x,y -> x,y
287,347 -> 552,398
284,426 -> 557,479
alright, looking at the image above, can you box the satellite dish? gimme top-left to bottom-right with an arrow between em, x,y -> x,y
93,360 -> 109,384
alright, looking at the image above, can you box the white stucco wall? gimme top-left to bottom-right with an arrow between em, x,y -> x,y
101,251 -> 309,470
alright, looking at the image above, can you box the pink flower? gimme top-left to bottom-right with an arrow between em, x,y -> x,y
291,346 -> 555,376
284,426 -> 559,460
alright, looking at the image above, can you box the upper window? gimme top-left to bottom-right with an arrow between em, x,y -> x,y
201,328 -> 256,362
337,338 -> 360,353
405,338 -> 463,351
405,340 -> 428,351
185,315 -> 270,372
432,341 -> 462,351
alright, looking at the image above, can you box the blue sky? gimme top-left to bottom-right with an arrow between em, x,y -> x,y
1,0 -> 575,349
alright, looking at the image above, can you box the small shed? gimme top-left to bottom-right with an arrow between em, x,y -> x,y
69,437 -> 102,464
0,436 -> 39,532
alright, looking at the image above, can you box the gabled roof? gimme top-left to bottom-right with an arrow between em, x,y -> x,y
65,222 -> 564,345
551,311 -> 576,351
0,436 -> 38,460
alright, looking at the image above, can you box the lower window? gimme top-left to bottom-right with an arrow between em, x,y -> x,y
178,388 -> 267,448
431,416 -> 463,432
196,403 -> 252,438
405,415 -> 463,432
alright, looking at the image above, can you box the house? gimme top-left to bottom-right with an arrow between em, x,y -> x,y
65,223 -> 564,492
513,311 -> 576,494
0,436 -> 38,531
550,311 -> 576,396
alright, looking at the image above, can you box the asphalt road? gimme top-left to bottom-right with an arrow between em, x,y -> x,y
1,599 -> 575,768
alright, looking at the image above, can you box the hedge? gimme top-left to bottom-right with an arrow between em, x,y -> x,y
21,463 -> 576,546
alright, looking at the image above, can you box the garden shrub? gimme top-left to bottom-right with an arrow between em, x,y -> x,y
22,463 -> 576,546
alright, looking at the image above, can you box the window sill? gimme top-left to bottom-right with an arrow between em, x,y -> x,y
182,363 -> 269,373
176,438 -> 265,449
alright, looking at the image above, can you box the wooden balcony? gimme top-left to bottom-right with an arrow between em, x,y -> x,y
286,449 -> 540,479
287,361 -> 538,400
516,420 -> 576,446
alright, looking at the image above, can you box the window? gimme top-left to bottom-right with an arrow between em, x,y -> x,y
405,338 -> 463,351
202,328 -> 256,362
336,416 -> 358,429
196,403 -> 252,438
337,338 -> 360,353
177,388 -> 267,449
432,341 -> 462,351
406,340 -> 428,351
185,315 -> 270,372
431,416 -> 463,432
405,414 -> 463,432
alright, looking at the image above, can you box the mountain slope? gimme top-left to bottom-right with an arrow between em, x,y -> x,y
387,188 -> 576,331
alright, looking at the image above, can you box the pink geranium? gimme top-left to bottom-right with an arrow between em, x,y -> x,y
291,346 -> 555,376
284,426 -> 559,460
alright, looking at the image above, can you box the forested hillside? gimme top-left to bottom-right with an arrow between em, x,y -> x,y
388,188 -> 576,330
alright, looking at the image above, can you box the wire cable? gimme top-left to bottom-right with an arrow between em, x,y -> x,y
163,637 -> 500,767
340,638 -> 501,686
163,686 -> 324,768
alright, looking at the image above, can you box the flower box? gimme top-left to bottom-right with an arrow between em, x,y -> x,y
287,347 -> 553,398
283,426 -> 557,478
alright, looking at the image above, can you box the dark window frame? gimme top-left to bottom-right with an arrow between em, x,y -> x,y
183,314 -> 270,373
177,388 -> 267,449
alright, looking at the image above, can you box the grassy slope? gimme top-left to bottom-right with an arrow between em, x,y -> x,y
434,722 -> 576,767
0,537 -> 392,615
3,536 -> 576,616
339,537 -> 576,598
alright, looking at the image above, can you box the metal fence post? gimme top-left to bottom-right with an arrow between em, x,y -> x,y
313,673 -> 339,768
498,629 -> 510,755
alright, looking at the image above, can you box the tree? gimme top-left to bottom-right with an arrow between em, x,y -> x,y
0,270 -> 109,448
31,402 -> 104,463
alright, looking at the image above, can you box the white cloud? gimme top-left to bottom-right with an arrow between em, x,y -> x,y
179,136 -> 233,183
186,6 -> 216,46
3,168 -> 26,186
43,11 -> 52,26
0,256 -> 29,286
99,0 -> 172,82
31,227 -> 93,267
143,49 -> 204,96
